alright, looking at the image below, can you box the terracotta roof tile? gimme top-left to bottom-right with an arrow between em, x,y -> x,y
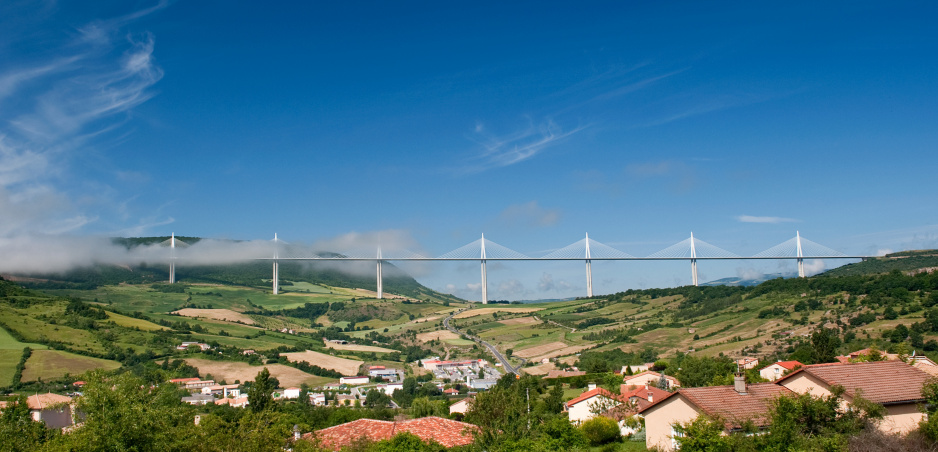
564,388 -> 627,408
640,383 -> 794,429
778,360 -> 932,404
307,416 -> 479,450
26,393 -> 72,410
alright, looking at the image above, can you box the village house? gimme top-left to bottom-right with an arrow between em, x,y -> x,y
0,393 -> 75,429
215,396 -> 249,408
181,394 -> 216,405
449,398 -> 472,415
339,376 -> 369,385
776,360 -> 932,434
367,366 -> 401,381
202,384 -> 240,398
623,371 -> 680,389
759,360 -> 804,382
565,384 -> 627,424
375,382 -> 403,395
309,392 -> 326,406
184,380 -> 215,390
176,341 -> 211,351
640,375 -> 794,451
335,394 -> 356,406
620,364 -> 651,374
302,416 -> 479,450
736,357 -> 760,370
281,387 -> 301,399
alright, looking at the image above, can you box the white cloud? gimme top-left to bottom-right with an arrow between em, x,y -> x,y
463,119 -> 584,172
0,2 -> 166,238
736,215 -> 800,224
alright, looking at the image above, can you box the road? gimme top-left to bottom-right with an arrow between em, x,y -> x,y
443,309 -> 525,376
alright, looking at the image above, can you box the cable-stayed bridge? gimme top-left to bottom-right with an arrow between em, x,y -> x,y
160,231 -> 867,303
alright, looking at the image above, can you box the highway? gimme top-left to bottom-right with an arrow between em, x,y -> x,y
443,309 -> 525,376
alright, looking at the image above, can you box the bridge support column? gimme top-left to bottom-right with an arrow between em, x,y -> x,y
169,233 -> 176,284
481,259 -> 488,304
690,232 -> 699,286
376,248 -> 383,299
796,231 -> 805,278
585,233 -> 593,298
272,233 -> 279,295
272,260 -> 279,295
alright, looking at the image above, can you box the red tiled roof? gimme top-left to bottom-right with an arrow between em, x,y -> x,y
777,360 -> 932,404
620,384 -> 671,403
640,383 -> 794,429
770,361 -> 803,371
565,388 -> 627,408
306,416 -> 479,450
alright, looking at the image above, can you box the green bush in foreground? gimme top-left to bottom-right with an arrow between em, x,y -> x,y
580,416 -> 621,446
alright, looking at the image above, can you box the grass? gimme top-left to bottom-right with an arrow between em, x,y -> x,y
105,311 -> 166,331
0,349 -> 22,386
21,349 -> 121,381
0,324 -> 47,350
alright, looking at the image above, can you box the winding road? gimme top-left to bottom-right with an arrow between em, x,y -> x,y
443,309 -> 524,376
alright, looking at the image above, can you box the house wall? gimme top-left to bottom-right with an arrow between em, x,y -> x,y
760,364 -> 786,381
567,396 -> 599,424
644,396 -> 701,452
880,403 -> 925,434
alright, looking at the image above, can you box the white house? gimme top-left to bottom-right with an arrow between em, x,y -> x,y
339,376 -> 370,385
282,387 -> 301,399
623,371 -> 680,389
564,386 -> 625,424
450,398 -> 472,414
309,392 -> 326,406
758,360 -> 803,381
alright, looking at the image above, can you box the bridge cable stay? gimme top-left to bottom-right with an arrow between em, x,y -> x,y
648,234 -> 739,286
754,232 -> 847,278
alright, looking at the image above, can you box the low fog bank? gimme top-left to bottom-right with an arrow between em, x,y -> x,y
0,230 -> 428,278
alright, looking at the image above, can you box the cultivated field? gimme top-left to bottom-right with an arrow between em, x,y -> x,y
323,340 -> 396,354
184,358 -> 332,387
514,341 -> 593,361
498,317 -> 540,326
416,330 -> 461,343
21,350 -> 121,381
281,350 -> 364,376
522,361 -> 557,376
172,308 -> 256,324
105,311 -> 165,330
454,307 -> 543,319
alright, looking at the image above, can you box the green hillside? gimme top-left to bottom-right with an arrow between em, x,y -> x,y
821,250 -> 938,277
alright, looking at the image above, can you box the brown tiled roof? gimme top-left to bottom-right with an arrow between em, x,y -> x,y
624,370 -> 681,386
640,383 -> 794,429
306,416 -> 479,450
26,393 -> 73,410
777,361 -> 932,404
620,384 -> 671,403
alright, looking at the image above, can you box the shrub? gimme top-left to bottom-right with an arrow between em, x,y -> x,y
579,416 -> 620,446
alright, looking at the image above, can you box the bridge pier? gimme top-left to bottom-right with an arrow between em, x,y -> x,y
690,232 -> 699,286
796,231 -> 805,278
376,247 -> 383,299
585,233 -> 593,298
480,234 -> 488,304
169,233 -> 176,284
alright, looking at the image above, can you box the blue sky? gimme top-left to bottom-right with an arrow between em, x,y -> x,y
2,1 -> 937,300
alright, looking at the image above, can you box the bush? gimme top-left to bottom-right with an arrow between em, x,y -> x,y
579,416 -> 620,446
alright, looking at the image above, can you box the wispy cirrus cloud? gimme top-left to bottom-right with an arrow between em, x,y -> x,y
736,215 -> 800,224
463,119 -> 585,172
0,1 -> 168,237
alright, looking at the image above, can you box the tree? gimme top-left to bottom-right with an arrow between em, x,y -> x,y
365,388 -> 392,408
40,371 -> 200,451
810,328 -> 841,364
249,367 -> 275,412
0,394 -> 55,451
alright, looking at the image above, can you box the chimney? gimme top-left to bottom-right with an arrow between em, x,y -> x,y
733,373 -> 747,394
647,391 -> 653,402
587,383 -> 597,391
